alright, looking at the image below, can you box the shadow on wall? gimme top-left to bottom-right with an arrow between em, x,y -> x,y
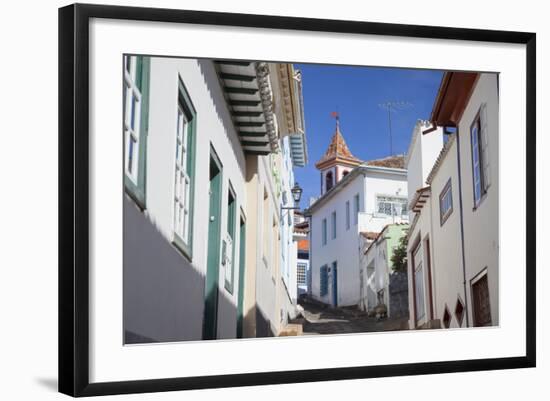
196,59 -> 246,180
251,305 -> 276,338
123,195 -> 239,344
123,194 -> 280,343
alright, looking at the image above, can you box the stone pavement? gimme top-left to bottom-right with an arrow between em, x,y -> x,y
291,297 -> 409,335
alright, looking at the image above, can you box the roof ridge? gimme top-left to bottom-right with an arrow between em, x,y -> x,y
315,121 -> 362,168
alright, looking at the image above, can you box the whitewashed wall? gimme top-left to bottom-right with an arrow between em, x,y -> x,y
362,169 -> 409,232
310,175 -> 365,306
311,167 -> 408,307
125,57 -> 248,341
426,138 -> 464,329
458,73 -> 500,326
406,122 -> 444,220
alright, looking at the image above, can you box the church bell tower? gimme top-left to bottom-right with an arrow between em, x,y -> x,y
315,114 -> 362,195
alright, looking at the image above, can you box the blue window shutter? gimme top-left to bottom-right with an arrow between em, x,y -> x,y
320,265 -> 328,296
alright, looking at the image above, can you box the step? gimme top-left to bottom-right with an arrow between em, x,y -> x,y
278,323 -> 304,336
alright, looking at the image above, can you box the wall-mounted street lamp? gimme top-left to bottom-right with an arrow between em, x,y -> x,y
282,182 -> 303,211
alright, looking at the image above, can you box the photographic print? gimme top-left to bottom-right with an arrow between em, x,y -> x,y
122,56 -> 499,344
59,4 -> 535,395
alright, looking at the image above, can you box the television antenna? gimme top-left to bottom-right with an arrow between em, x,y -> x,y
378,101 -> 413,155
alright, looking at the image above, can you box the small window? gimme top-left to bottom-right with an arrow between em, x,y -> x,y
320,265 -> 329,296
472,270 -> 492,327
376,195 -> 408,218
325,171 -> 334,192
345,201 -> 350,230
124,55 -> 142,185
471,104 -> 491,207
439,178 -> 453,225
353,193 -> 360,225
331,211 -> 337,239
455,298 -> 465,327
172,78 -> 197,257
173,106 -> 190,243
297,263 -> 307,285
443,306 -> 452,328
123,55 -> 150,208
322,218 -> 327,246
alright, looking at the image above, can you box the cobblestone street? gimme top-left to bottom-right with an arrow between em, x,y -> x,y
292,297 -> 409,335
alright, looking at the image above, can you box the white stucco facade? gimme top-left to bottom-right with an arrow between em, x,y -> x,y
405,121 -> 444,220
124,57 -> 308,342
406,72 -> 499,330
124,57 -> 248,342
457,73 -> 500,328
307,166 -> 408,307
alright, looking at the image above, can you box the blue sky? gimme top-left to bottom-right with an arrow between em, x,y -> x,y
293,64 -> 443,207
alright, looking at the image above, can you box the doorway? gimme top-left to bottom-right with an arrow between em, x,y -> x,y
472,271 -> 492,327
203,148 -> 223,340
330,261 -> 338,307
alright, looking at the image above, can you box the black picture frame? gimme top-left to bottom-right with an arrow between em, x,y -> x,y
59,3 -> 536,397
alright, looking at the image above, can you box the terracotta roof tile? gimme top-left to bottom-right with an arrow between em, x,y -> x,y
426,134 -> 456,184
297,239 -> 309,251
366,154 -> 406,169
315,121 -> 362,169
360,231 -> 379,241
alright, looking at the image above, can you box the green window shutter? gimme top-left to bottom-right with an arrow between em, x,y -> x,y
124,56 -> 150,209
224,185 -> 237,294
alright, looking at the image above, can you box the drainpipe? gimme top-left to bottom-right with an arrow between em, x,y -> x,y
448,126 -> 470,328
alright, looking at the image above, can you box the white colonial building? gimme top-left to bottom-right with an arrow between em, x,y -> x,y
406,72 -> 499,329
305,120 -> 408,307
359,223 -> 409,317
293,211 -> 310,297
123,56 -> 307,343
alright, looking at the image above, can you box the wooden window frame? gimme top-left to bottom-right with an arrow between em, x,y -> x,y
470,267 -> 493,327
325,170 -> 334,192
439,178 -> 453,226
123,55 -> 150,209
375,194 -> 408,218
470,106 -> 490,209
172,77 -> 197,259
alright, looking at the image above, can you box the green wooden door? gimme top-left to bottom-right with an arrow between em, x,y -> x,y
236,216 -> 246,338
203,150 -> 223,340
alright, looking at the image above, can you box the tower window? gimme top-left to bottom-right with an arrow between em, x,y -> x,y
325,171 -> 334,192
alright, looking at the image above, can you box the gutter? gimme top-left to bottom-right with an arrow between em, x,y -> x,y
424,122 -> 470,327
453,126 -> 470,328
